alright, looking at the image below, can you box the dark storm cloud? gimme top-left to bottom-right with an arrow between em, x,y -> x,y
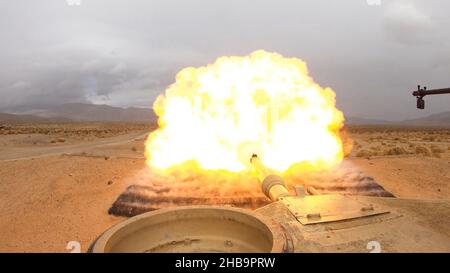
0,0 -> 449,120
1,49 -> 164,109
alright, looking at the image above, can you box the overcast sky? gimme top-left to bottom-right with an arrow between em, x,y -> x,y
0,0 -> 449,120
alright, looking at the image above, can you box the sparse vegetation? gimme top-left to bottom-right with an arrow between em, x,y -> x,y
0,123 -> 152,139
356,149 -> 372,157
386,147 -> 408,155
415,146 -> 431,156
347,125 -> 449,158
430,145 -> 443,154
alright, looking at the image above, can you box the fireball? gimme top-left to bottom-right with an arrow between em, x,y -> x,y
145,50 -> 345,175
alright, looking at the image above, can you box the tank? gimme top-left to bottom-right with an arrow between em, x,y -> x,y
90,155 -> 450,252
90,206 -> 290,253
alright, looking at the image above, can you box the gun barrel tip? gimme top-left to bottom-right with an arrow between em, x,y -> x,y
250,153 -> 258,162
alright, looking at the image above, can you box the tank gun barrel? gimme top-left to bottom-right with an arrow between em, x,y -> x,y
250,154 -> 290,202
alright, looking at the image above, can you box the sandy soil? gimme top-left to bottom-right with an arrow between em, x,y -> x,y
347,126 -> 450,198
0,123 -> 449,252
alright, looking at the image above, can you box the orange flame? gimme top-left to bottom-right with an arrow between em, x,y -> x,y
145,50 -> 344,175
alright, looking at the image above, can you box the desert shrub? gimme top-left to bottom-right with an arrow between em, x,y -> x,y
386,147 -> 408,155
356,149 -> 372,157
430,145 -> 443,154
415,146 -> 431,156
422,136 -> 435,141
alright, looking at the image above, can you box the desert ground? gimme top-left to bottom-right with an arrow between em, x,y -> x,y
0,123 -> 449,252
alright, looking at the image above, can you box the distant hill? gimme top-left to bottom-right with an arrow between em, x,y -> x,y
400,111 -> 450,127
1,103 -> 449,127
40,103 -> 156,123
346,112 -> 450,127
0,112 -> 71,124
1,103 -> 156,123
345,116 -> 392,126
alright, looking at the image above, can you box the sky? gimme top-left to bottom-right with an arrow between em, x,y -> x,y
0,0 -> 449,120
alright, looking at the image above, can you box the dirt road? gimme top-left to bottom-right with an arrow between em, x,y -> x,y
0,131 -> 148,161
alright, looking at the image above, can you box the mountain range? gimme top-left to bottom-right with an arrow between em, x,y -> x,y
1,103 -> 156,123
1,103 -> 449,127
345,112 -> 450,127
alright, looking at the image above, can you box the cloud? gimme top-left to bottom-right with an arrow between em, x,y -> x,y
382,1 -> 436,45
0,40 -> 194,110
0,0 -> 449,120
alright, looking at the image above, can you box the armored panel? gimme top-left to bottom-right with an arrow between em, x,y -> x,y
280,194 -> 389,225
